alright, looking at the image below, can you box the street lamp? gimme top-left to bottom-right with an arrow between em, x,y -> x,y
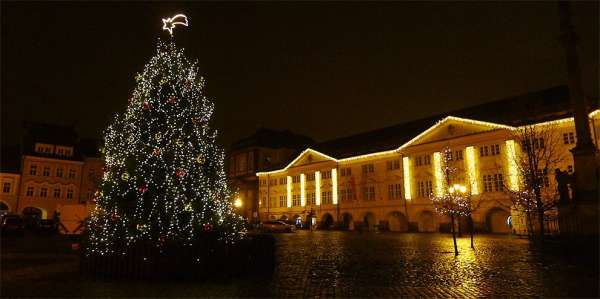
233,197 -> 243,208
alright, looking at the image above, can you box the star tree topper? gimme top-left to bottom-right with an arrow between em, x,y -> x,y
162,14 -> 188,36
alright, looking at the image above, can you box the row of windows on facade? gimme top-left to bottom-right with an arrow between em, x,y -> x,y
29,165 -> 77,179
35,143 -> 74,157
24,186 -> 75,199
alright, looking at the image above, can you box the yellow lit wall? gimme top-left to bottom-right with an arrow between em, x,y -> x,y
433,152 -> 444,196
465,146 -> 479,195
315,171 -> 321,205
332,168 -> 338,204
505,140 -> 519,191
286,175 -> 292,208
402,156 -> 412,200
300,173 -> 306,206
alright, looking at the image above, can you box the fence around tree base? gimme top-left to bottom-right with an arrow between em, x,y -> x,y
81,233 -> 275,281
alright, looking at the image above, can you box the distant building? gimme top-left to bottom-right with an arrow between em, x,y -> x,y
0,123 -> 103,221
227,128 -> 313,221
256,86 -> 600,234
0,146 -> 21,217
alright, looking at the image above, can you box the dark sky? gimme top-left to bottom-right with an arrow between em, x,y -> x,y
2,2 -> 598,149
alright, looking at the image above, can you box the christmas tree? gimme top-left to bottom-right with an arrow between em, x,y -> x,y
87,39 -> 245,256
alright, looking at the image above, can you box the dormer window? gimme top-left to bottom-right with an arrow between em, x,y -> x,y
35,143 -> 54,154
55,146 -> 74,157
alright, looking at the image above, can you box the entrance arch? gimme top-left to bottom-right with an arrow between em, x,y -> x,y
22,206 -> 46,228
418,210 -> 437,232
387,211 -> 408,232
320,213 -> 334,229
341,212 -> 354,230
362,212 -> 376,231
486,208 -> 511,233
0,201 -> 9,215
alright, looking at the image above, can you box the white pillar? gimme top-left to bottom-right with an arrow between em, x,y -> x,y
315,171 -> 321,205
300,173 -> 306,206
332,168 -> 338,205
286,176 -> 292,208
403,157 -> 412,200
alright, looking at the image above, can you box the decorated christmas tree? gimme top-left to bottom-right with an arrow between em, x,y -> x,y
87,34 -> 245,256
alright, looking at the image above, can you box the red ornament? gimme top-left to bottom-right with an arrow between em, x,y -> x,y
138,185 -> 148,194
186,81 -> 193,90
111,210 -> 119,221
203,223 -> 213,232
192,117 -> 199,125
159,235 -> 167,247
176,168 -> 186,179
167,96 -> 177,104
153,148 -> 161,156
142,102 -> 150,110
128,97 -> 133,105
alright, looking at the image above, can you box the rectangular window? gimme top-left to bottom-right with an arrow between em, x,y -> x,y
307,193 -> 316,205
534,138 -> 545,149
30,165 -> 37,176
424,155 -> 431,165
563,132 -> 576,144
66,189 -> 74,199
416,156 -> 423,166
40,188 -> 48,198
341,168 -> 352,176
491,144 -> 501,156
388,184 -> 402,200
43,167 -> 50,176
483,175 -> 493,192
536,169 -> 550,187
322,170 -> 332,179
417,181 -> 425,197
493,174 -> 504,192
321,191 -> 332,205
279,195 -> 286,207
425,181 -> 433,196
455,150 -> 463,160
68,169 -> 76,179
292,175 -> 300,183
306,173 -> 315,181
279,177 -> 286,185
362,186 -> 375,201
53,188 -> 61,198
2,183 -> 11,193
387,160 -> 400,171
26,186 -> 34,197
480,146 -> 489,157
56,167 -> 63,178
361,164 -> 374,174
270,197 -> 276,208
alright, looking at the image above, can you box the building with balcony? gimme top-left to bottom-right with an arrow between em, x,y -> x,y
257,86 -> 600,233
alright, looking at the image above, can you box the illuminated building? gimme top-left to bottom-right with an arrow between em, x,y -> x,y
0,124 -> 103,220
257,86 -> 600,233
226,128 -> 313,221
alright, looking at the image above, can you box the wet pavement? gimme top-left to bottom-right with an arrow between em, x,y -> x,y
2,231 -> 598,297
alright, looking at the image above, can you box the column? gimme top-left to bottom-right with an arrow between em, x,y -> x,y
403,157 -> 412,200
465,146 -> 480,195
286,176 -> 292,208
300,173 -> 306,206
505,140 -> 520,191
332,168 -> 338,204
433,152 -> 444,196
315,171 -> 321,205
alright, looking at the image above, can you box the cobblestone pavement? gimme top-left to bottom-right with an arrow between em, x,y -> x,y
2,231 -> 598,297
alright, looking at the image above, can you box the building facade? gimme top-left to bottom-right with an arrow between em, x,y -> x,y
0,124 -> 102,221
257,88 -> 599,234
227,129 -> 313,221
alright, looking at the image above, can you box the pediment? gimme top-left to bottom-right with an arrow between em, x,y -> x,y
287,149 -> 336,168
403,117 -> 513,147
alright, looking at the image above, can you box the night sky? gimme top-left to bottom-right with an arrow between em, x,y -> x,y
2,2 -> 598,149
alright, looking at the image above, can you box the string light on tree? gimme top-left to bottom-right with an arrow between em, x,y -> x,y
86,14 -> 245,256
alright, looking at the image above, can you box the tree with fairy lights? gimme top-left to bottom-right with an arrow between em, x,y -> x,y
86,15 -> 245,256
430,147 -> 479,255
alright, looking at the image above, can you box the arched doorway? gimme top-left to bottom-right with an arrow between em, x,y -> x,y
387,211 -> 408,232
418,210 -> 437,232
486,208 -> 511,233
0,201 -> 9,217
320,213 -> 334,229
22,207 -> 45,228
363,212 -> 376,231
341,213 -> 354,230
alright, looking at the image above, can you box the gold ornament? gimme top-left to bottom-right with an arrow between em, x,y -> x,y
184,203 -> 193,212
155,132 -> 162,141
128,135 -> 134,143
121,172 -> 130,181
135,74 -> 142,82
196,154 -> 205,164
176,138 -> 184,147
136,224 -> 148,232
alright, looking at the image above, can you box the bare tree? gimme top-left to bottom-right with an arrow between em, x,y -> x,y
503,124 -> 566,238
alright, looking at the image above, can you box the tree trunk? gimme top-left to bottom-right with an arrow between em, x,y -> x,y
451,214 -> 458,256
534,186 -> 545,238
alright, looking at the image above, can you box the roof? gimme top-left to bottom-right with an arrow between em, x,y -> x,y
314,85 -> 596,159
22,122 -> 82,161
229,128 -> 314,152
78,138 -> 102,158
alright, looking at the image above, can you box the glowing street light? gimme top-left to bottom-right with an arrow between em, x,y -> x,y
233,197 -> 243,208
